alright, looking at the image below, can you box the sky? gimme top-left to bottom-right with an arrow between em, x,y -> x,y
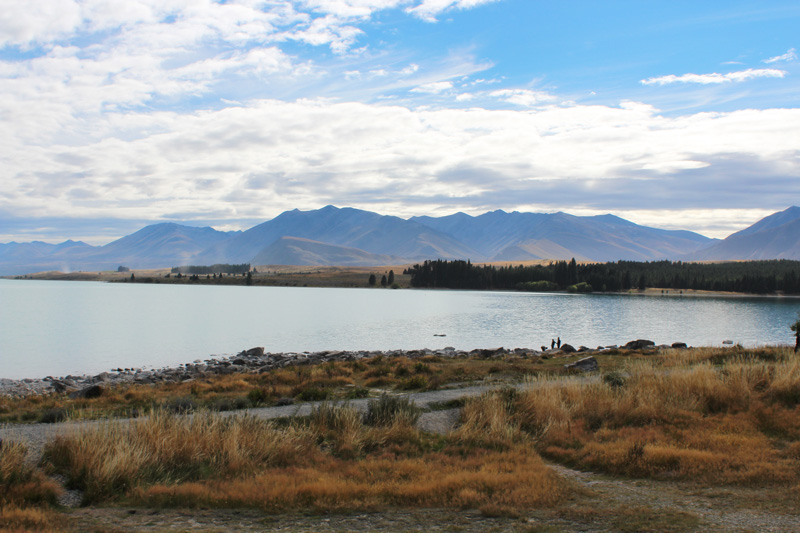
1,0 -> 799,244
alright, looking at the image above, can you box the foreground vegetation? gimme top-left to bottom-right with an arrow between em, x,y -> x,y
0,352 -> 583,424
4,345 -> 800,531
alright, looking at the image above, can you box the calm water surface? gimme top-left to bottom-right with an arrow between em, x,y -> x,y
1,279 -> 798,379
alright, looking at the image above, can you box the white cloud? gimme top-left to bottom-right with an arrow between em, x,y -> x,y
410,80 -> 453,93
406,0 -> 499,22
641,68 -> 787,85
0,0 -> 82,48
3,98 -> 799,233
399,63 -> 419,75
489,89 -> 557,106
763,48 -> 797,64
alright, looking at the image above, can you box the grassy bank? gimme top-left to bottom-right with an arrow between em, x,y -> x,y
0,351 -> 598,424
4,345 -> 800,531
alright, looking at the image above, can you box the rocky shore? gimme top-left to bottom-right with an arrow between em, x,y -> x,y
0,339 -> 687,399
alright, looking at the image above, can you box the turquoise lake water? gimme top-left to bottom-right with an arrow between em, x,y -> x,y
1,279 -> 798,378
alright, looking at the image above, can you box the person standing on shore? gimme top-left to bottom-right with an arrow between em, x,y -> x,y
557,337 -> 561,349
792,314 -> 800,353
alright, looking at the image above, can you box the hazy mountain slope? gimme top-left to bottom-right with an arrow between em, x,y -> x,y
414,211 -> 713,261
84,223 -> 238,269
251,237 -> 403,266
491,239 -> 591,262
0,224 -> 238,274
196,205 -> 485,264
0,241 -> 94,275
728,206 -> 800,238
411,211 -> 549,258
686,211 -> 800,260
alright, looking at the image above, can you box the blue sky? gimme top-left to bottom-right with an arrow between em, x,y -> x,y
1,0 -> 798,244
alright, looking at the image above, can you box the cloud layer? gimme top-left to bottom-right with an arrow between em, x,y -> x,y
1,1 -> 798,242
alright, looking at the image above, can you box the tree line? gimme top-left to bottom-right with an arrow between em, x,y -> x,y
171,264 -> 250,275
404,259 -> 800,295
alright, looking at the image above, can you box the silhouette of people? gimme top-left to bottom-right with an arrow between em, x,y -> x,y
796,332 -> 799,353
551,339 -> 555,349
557,337 -> 561,349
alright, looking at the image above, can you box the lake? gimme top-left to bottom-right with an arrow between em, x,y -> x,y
1,279 -> 798,379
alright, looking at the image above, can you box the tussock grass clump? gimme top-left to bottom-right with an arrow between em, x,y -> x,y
453,389 -> 523,450
513,352 -> 800,485
1,441 -> 60,508
0,441 -> 60,532
362,394 -> 420,427
41,404 -> 568,515
43,410 -> 312,504
131,445 -> 566,513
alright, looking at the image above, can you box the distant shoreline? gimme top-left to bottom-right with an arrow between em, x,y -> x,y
4,267 -> 800,299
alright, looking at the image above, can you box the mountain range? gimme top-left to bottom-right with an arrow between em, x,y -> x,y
1,206 -> 799,275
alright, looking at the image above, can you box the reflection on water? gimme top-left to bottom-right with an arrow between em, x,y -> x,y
1,279 -> 798,378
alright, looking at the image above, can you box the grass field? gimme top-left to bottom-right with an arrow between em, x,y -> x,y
3,345 -> 800,531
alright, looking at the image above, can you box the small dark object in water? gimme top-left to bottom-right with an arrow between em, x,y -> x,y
433,333 -> 446,337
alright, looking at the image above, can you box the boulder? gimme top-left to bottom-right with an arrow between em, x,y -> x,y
68,384 -> 104,399
624,339 -> 655,350
244,347 -> 265,357
561,344 -> 576,353
671,342 -> 688,349
564,356 -> 599,372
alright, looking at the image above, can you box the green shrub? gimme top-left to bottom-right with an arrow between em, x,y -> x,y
247,388 -> 268,405
567,282 -> 593,293
297,387 -> 330,402
39,408 -> 68,424
344,387 -> 370,399
164,396 -> 197,414
603,372 -> 627,389
397,375 -> 428,390
516,281 -> 559,292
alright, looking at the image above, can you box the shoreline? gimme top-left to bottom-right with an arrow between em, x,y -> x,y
0,339 -> 752,399
4,272 -> 799,299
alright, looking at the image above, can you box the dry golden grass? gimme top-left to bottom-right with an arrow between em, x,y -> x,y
43,411 -> 312,504
507,349 -> 800,485
0,352 -> 559,424
0,441 -> 60,532
42,402 -> 567,514
132,445 -> 564,514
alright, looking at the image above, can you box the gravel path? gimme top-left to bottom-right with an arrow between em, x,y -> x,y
0,382 -> 505,460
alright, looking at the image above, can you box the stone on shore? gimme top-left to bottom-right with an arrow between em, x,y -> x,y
624,339 -> 655,350
564,356 -> 599,372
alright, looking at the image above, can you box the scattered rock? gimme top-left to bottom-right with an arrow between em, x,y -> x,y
671,342 -> 688,349
68,384 -> 104,399
624,339 -> 655,350
564,356 -> 599,372
561,344 -> 577,353
243,347 -> 265,357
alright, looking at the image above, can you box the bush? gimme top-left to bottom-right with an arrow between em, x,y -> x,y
344,387 -> 370,399
397,375 -> 428,390
164,396 -> 197,414
39,408 -> 68,424
297,387 -> 330,402
247,388 -> 268,405
516,281 -> 559,292
603,372 -> 627,389
363,394 -> 420,427
567,282 -> 593,293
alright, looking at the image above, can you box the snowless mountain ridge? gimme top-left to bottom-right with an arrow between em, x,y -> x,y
2,206 -> 799,275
